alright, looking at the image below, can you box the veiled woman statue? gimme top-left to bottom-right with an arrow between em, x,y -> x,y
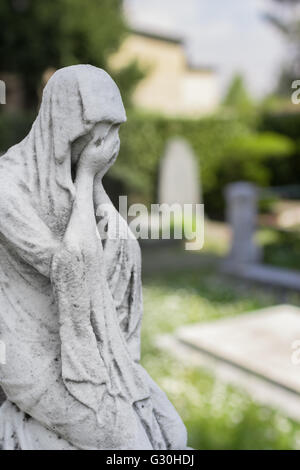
0,65 -> 188,450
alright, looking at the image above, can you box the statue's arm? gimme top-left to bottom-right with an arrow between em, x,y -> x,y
0,174 -> 147,449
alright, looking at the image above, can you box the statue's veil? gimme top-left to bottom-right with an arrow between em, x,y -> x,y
4,64 -> 126,237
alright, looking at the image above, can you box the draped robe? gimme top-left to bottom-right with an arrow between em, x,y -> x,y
0,65 -> 188,450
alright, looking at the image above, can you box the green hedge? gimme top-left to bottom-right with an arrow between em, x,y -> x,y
112,111 -> 293,216
0,110 -> 294,217
0,111 -> 35,152
262,111 -> 300,139
260,111 -> 300,190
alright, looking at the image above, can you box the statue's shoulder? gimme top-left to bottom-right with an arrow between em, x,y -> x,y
0,145 -> 29,187
0,158 -> 28,206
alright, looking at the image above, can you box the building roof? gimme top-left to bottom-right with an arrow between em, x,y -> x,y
130,27 -> 183,45
130,27 -> 216,72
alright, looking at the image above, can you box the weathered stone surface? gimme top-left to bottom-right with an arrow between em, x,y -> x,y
176,304 -> 300,394
157,325 -> 300,422
0,65 -> 188,450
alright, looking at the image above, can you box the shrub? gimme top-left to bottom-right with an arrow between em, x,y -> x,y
0,110 -> 294,218
111,111 -> 294,217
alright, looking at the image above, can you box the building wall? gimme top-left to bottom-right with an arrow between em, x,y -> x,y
109,34 -> 219,117
181,70 -> 219,115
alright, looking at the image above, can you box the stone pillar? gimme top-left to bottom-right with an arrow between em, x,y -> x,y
225,182 -> 262,264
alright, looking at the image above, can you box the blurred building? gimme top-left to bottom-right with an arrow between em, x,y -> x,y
109,28 -> 219,117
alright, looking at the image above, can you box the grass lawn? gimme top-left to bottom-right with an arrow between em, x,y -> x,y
141,269 -> 300,449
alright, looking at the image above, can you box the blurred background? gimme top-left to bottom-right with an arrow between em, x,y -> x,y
1,0 -> 300,450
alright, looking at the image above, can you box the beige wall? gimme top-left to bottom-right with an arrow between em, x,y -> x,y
109,34 -> 219,117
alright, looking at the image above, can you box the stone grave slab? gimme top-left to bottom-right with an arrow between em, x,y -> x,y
175,304 -> 300,394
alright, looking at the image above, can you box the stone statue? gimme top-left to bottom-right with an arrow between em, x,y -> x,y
0,65 -> 188,450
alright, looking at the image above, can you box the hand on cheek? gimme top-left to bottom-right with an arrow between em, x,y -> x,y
76,124 -> 120,179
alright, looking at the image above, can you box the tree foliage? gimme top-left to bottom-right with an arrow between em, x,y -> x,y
0,0 -> 141,106
0,109 -> 294,217
265,0 -> 300,95
111,111 -> 294,216
223,74 -> 253,113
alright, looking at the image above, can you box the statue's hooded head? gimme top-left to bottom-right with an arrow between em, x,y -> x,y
40,64 -> 126,163
16,65 -> 126,233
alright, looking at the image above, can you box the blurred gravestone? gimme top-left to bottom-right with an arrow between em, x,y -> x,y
158,137 -> 201,207
166,305 -> 300,420
225,182 -> 261,264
